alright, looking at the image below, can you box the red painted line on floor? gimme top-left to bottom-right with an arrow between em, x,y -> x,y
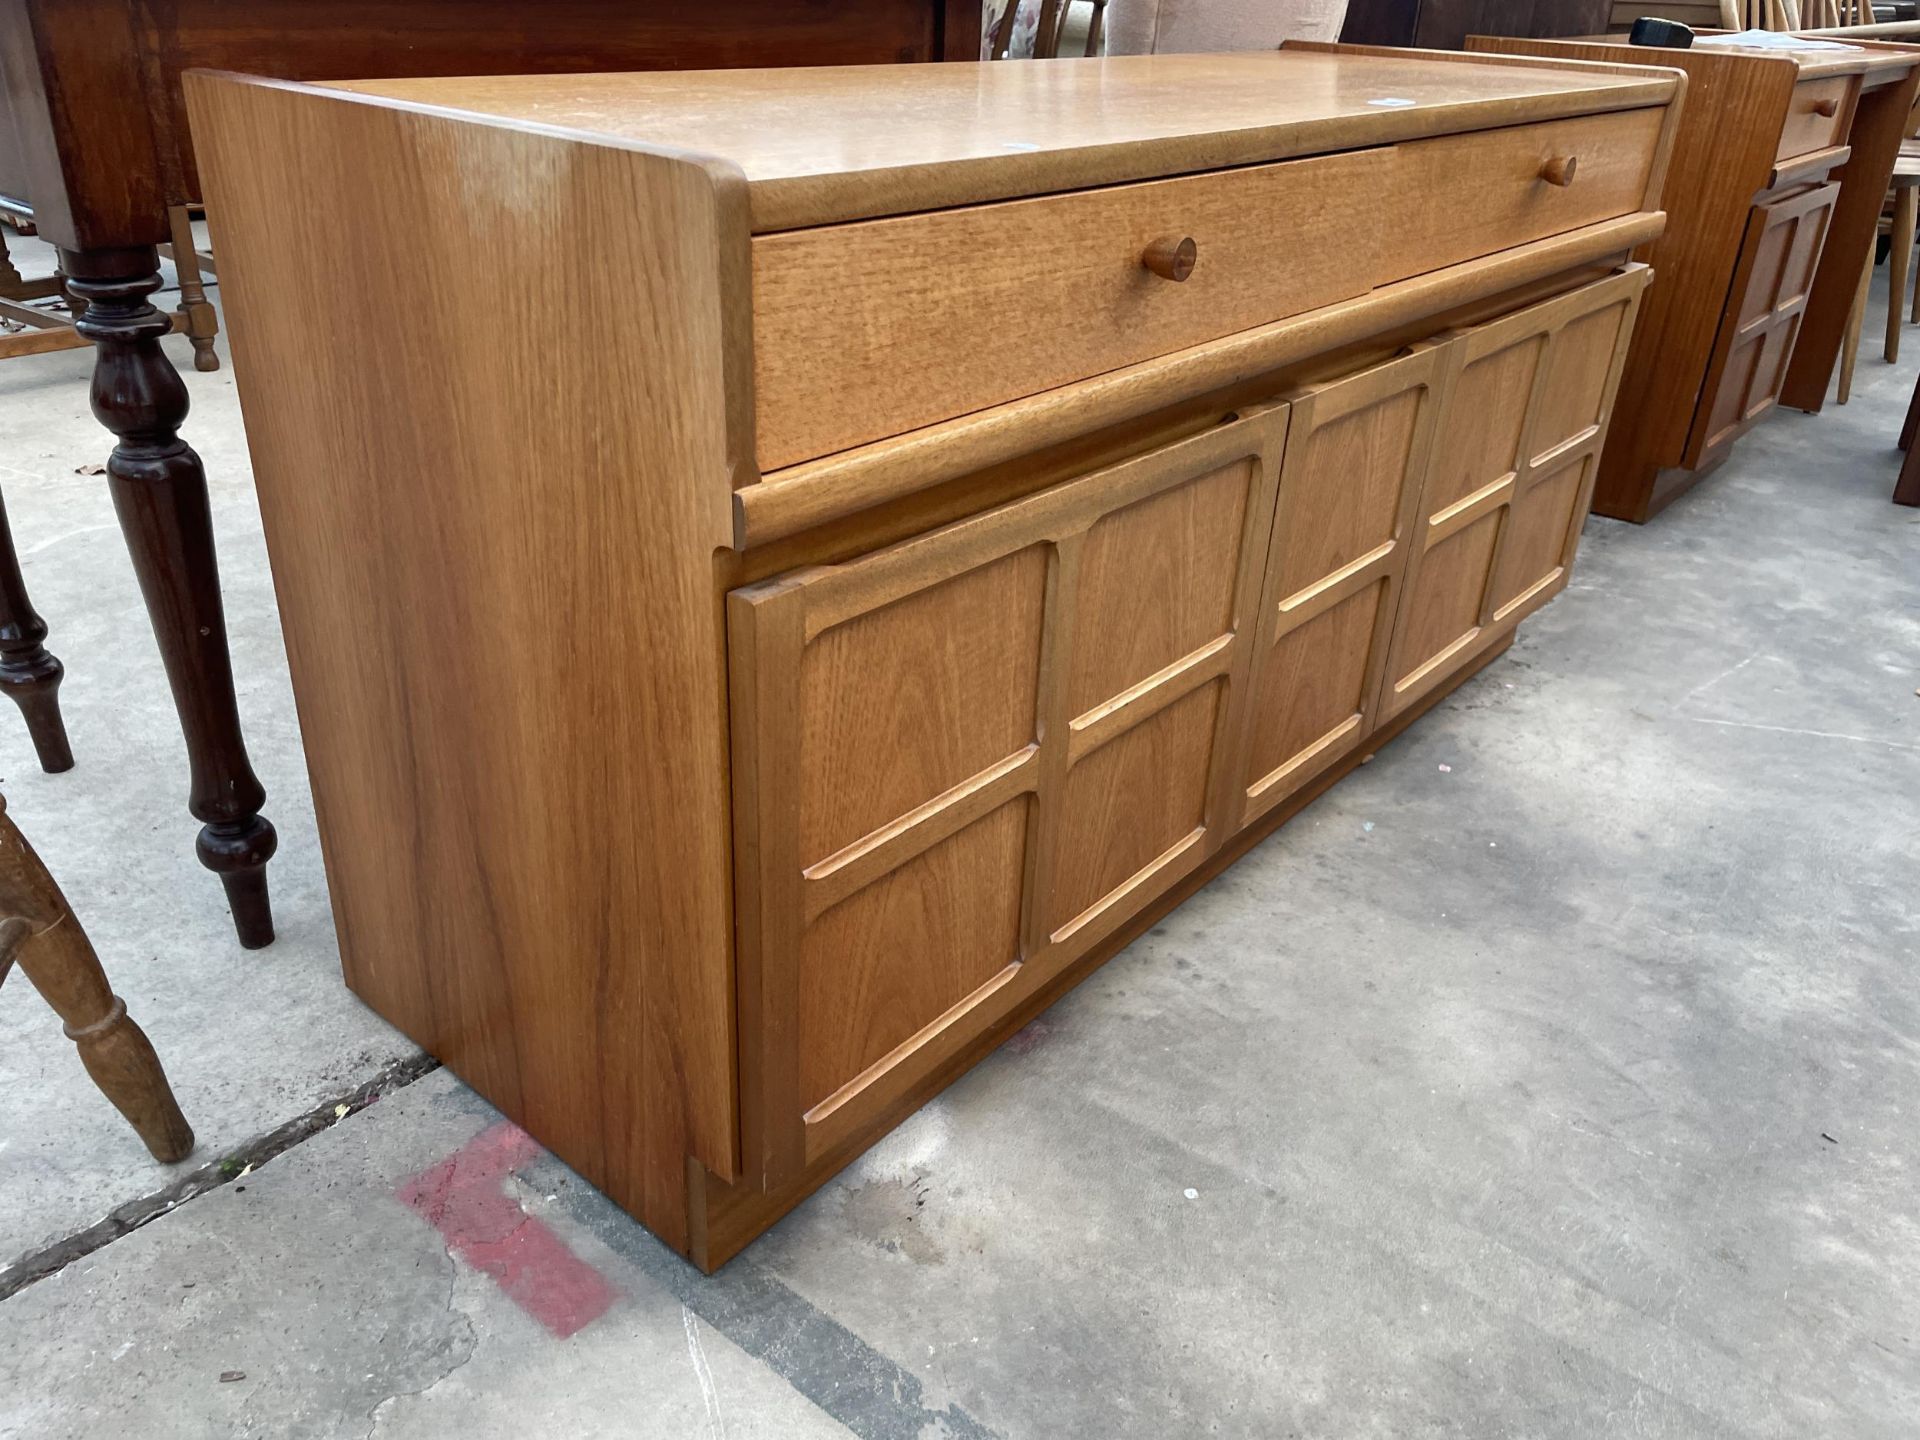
396,1120 -> 616,1339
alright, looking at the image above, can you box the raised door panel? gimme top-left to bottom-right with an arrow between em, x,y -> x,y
1236,347 -> 1445,824
1383,265 -> 1648,718
730,409 -> 1288,1182
1685,183 -> 1838,469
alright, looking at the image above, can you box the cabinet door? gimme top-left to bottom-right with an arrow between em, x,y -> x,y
1685,183 -> 1838,469
1234,347 -> 1445,825
729,410 -> 1287,1182
1382,266 -> 1647,719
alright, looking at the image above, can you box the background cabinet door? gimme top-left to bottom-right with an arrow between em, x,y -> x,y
1685,183 -> 1838,469
729,410 -> 1287,1182
1235,347 -> 1445,826
1382,266 -> 1648,719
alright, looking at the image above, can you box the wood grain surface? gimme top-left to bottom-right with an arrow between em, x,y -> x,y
324,50 -> 1676,230
186,73 -> 752,1251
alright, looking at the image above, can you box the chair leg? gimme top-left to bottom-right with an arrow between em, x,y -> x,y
1839,249 -> 1872,405
165,205 -> 220,374
1897,437 -> 1920,507
1910,221 -> 1920,326
0,794 -> 194,1163
0,223 -> 21,292
0,489 -> 73,773
1888,186 -> 1916,364
1901,364 -> 1920,451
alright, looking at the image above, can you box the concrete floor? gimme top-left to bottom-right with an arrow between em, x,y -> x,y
2,225 -> 1918,1438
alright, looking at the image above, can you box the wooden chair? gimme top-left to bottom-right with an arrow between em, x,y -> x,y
1799,1 -> 1875,22
1838,145 -> 1920,401
1032,0 -> 1109,56
1829,57 -> 1920,399
0,792 -> 194,1163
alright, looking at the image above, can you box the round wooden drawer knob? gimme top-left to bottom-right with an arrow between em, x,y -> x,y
1538,155 -> 1579,188
1142,235 -> 1198,282
1813,97 -> 1841,118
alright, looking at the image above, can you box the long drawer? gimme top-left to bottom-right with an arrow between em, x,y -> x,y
751,107 -> 1665,472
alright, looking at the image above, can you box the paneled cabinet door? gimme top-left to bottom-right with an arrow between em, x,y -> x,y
1685,183 -> 1838,469
1234,346 -> 1446,825
1381,265 -> 1648,720
728,409 -> 1288,1184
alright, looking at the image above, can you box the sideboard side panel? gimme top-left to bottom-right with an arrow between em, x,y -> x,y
186,75 -> 748,1249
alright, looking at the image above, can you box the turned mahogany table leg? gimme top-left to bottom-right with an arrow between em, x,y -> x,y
0,490 -> 73,773
63,246 -> 276,948
0,794 -> 194,1162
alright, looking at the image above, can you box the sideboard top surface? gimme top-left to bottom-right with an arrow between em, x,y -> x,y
295,49 -> 1678,229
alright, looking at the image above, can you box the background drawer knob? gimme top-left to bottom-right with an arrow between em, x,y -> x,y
1538,156 -> 1579,188
1812,96 -> 1841,118
1142,235 -> 1198,282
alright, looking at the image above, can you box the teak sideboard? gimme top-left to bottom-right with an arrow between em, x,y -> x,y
1470,32 -> 1920,522
187,47 -> 1677,1269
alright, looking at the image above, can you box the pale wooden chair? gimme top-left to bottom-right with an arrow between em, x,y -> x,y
0,792 -> 194,1163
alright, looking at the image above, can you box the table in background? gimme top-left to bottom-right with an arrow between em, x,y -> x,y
0,0 -> 983,948
1470,31 -> 1920,523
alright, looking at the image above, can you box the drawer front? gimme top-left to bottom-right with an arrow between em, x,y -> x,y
729,409 -> 1289,1183
1777,77 -> 1852,164
1685,182 -> 1837,468
752,107 -> 1664,474
752,150 -> 1385,472
1382,266 -> 1648,719
1234,346 -> 1444,823
1379,107 -> 1664,281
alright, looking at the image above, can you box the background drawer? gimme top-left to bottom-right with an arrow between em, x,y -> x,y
752,150 -> 1385,472
1776,77 -> 1851,163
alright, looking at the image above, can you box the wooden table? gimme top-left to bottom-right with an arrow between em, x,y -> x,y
1469,31 -> 1920,522
0,0 -> 982,947
191,45 -> 1676,1266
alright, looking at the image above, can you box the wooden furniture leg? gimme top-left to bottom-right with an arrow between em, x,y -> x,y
1911,202 -> 1920,325
0,491 -> 73,773
1888,183 -> 1917,363
1838,247 -> 1871,403
63,246 -> 277,949
164,205 -> 220,374
1898,371 -> 1920,504
1084,0 -> 1107,54
0,793 -> 194,1162
0,223 -> 19,290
